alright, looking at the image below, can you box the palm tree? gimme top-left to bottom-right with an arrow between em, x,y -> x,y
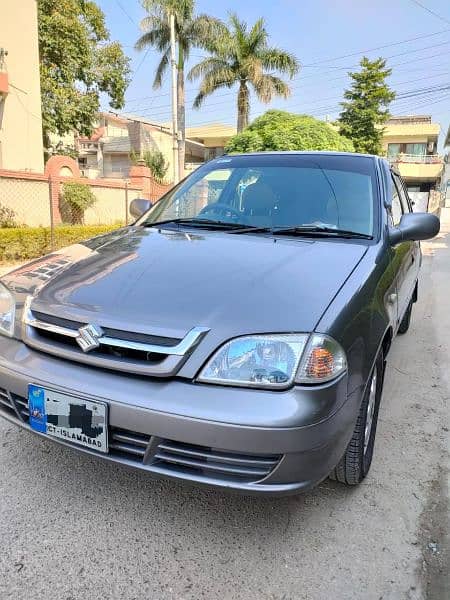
135,0 -> 221,177
188,14 -> 300,132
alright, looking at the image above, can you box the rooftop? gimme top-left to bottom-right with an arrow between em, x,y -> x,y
383,117 -> 440,138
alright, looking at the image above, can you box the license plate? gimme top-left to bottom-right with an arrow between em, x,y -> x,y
28,385 -> 108,453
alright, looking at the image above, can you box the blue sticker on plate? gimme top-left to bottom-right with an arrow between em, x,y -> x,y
28,385 -> 47,433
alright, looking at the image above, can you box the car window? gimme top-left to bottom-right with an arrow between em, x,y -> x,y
141,155 -> 378,236
390,177 -> 403,226
393,173 -> 411,213
148,168 -> 233,222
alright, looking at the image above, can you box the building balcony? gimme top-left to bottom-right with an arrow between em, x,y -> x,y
388,154 -> 444,181
77,140 -> 99,154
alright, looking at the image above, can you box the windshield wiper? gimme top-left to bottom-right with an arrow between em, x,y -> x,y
142,218 -> 252,230
230,224 -> 372,239
271,225 -> 373,239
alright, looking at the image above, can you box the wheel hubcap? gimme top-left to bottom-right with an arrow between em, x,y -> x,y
364,367 -> 377,454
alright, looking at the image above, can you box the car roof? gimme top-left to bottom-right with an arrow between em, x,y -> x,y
219,150 -> 380,160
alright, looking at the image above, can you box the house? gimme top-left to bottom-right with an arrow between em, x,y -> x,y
185,123 -> 237,166
75,113 -> 210,181
0,0 -> 44,172
382,115 -> 444,210
443,125 -> 450,207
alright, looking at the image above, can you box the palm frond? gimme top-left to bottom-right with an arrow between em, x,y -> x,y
189,14 -> 225,47
153,49 -> 170,89
187,57 -> 232,82
135,17 -> 170,52
192,69 -> 236,108
260,48 -> 300,78
252,74 -> 291,103
247,18 -> 267,53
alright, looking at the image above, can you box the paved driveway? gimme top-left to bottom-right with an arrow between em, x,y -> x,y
0,214 -> 449,600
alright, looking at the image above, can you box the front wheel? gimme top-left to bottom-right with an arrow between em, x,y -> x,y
330,352 -> 384,485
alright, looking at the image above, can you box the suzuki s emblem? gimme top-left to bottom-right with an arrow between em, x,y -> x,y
76,324 -> 104,353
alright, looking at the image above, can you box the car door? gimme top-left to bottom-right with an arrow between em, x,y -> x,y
389,172 -> 417,325
395,172 -> 421,299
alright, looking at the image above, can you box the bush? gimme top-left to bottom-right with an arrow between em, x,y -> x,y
130,149 -> 169,182
60,182 -> 97,224
0,225 -> 120,263
0,204 -> 18,228
226,110 -> 354,153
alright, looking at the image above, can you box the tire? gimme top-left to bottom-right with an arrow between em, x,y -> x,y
330,352 -> 384,485
398,299 -> 413,334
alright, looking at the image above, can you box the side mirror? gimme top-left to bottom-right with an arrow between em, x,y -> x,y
130,198 -> 153,219
389,212 -> 440,245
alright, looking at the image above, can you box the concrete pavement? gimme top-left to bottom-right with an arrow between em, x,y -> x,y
0,212 -> 449,600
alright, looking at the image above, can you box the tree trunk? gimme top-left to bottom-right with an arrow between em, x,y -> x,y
237,82 -> 250,133
177,46 -> 185,180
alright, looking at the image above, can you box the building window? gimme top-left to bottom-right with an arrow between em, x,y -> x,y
405,143 -> 426,156
387,143 -> 401,157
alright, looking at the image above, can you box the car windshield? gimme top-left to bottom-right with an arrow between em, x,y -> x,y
139,154 -> 378,237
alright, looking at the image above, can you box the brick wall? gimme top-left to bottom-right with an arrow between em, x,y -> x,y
0,155 -> 172,227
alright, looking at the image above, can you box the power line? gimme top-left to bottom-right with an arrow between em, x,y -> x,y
132,48 -> 151,77
114,0 -> 137,26
123,37 -> 450,109
122,49 -> 450,120
301,27 -> 450,65
408,0 -> 450,25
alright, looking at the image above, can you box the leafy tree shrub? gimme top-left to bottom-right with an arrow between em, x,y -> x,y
130,149 -> 169,182
0,204 -> 18,228
338,57 -> 395,154
0,225 -> 120,263
60,182 -> 97,224
226,110 -> 354,153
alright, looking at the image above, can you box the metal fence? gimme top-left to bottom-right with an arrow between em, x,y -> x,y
0,175 -> 142,230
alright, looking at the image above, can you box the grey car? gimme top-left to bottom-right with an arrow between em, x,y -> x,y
0,152 -> 440,495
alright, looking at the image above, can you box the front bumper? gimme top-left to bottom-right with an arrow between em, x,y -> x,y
0,337 -> 361,496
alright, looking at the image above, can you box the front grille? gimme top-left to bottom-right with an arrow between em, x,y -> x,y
31,311 -> 182,347
153,439 -> 280,483
34,327 -> 171,365
109,427 -> 151,462
0,387 -> 17,419
23,301 -> 209,376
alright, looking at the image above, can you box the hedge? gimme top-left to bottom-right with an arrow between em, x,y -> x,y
0,225 -> 121,263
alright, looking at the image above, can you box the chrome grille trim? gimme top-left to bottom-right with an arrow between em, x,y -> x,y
22,296 -> 209,375
24,298 -> 209,357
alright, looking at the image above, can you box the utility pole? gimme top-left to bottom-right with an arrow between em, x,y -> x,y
169,11 -> 179,184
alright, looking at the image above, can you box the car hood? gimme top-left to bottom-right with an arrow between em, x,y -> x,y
4,226 -> 367,339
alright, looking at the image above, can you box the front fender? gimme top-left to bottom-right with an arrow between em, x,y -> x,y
315,244 -> 395,402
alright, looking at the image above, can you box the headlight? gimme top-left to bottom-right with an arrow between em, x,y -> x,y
198,333 -> 346,389
0,282 -> 15,337
198,334 -> 309,388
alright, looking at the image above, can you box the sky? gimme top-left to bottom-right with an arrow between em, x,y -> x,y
96,0 -> 450,149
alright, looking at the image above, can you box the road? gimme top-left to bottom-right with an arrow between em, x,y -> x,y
0,212 -> 449,600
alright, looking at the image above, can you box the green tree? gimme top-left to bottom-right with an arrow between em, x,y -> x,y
338,57 -> 396,154
130,149 -> 169,182
61,182 -> 97,224
226,110 -> 354,153
188,14 -> 299,132
38,0 -> 131,147
136,0 -> 221,176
